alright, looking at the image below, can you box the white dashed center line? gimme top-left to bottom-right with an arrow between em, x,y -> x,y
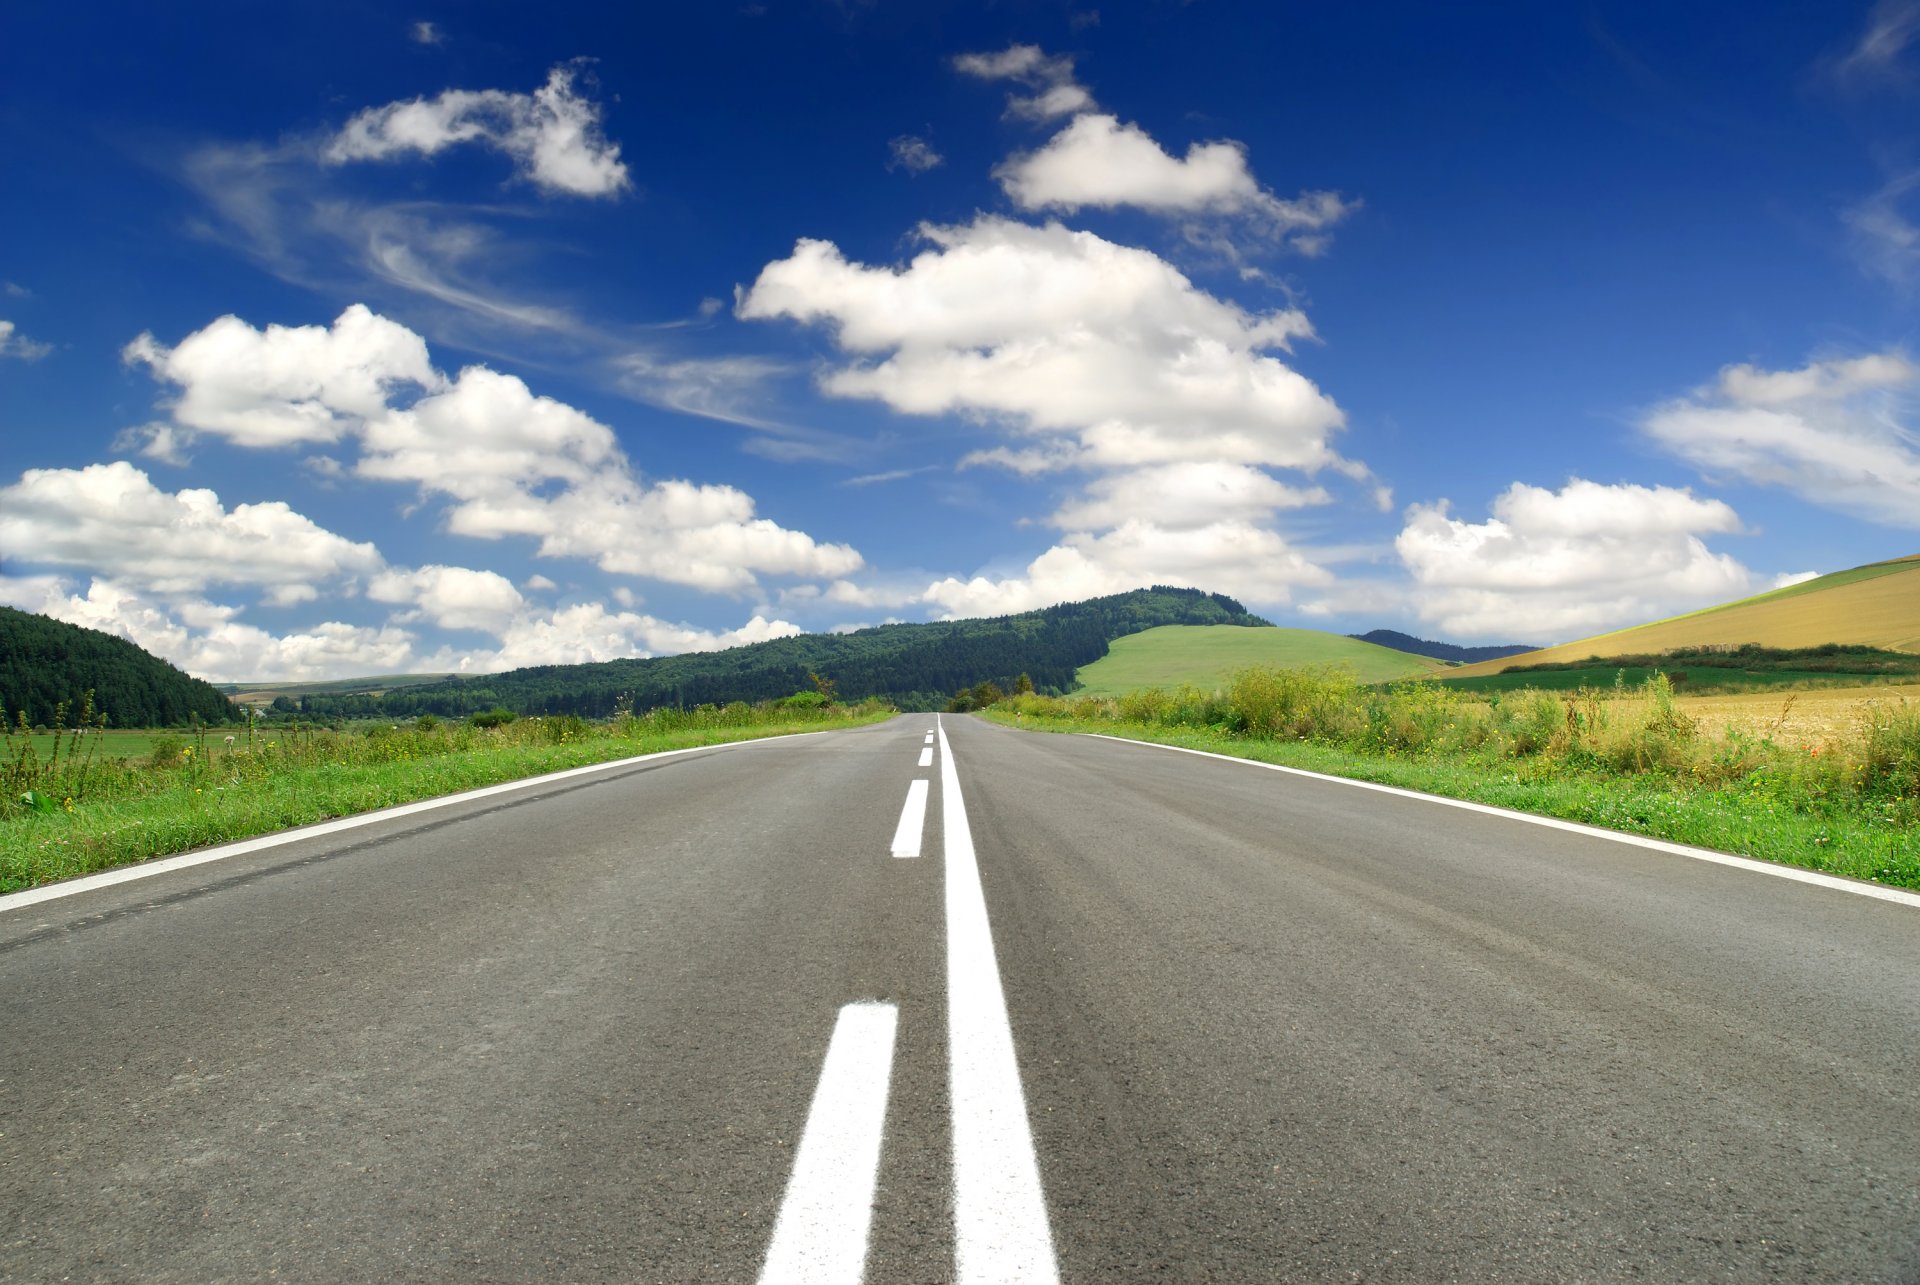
759,1002 -> 900,1284
890,779 -> 930,859
917,746 -> 933,768
936,714 -> 1060,1283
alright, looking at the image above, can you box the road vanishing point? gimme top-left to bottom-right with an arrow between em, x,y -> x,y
3,714 -> 1917,1281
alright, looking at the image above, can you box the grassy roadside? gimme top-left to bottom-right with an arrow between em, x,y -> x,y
2,704 -> 893,894
980,677 -> 1919,891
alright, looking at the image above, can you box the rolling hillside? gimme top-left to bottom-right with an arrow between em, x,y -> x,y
1072,624 -> 1444,696
277,587 -> 1271,718
1445,554 -> 1920,678
0,607 -> 242,727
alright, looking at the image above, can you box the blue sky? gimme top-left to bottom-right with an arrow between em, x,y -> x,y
3,1 -> 1917,681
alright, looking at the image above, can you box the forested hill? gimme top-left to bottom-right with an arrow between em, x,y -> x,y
285,587 -> 1271,719
1349,629 -> 1537,665
0,607 -> 242,727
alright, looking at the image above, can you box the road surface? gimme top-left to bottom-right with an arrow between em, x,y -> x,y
3,714 -> 1916,1281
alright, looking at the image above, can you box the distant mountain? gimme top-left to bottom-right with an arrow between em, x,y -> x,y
0,607 -> 242,728
1349,629 -> 1538,665
279,586 -> 1272,719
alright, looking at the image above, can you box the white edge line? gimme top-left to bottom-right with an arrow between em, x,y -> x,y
890,778 -> 930,859
1,728 -> 841,915
758,1001 -> 899,1285
937,713 -> 1060,1283
1081,733 -> 1920,911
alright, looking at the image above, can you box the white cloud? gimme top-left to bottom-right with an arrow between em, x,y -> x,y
1050,461 -> 1329,531
1394,479 -> 1757,640
953,44 -> 1095,120
410,20 -> 444,45
0,319 -> 51,360
1,569 -> 807,683
124,304 -> 442,448
367,564 -> 526,632
887,135 -> 944,173
1641,350 -> 1920,527
737,217 -> 1347,478
325,63 -> 630,198
996,114 -> 1356,251
920,519 -> 1330,619
130,307 -> 864,593
470,606 -> 804,670
0,461 -> 383,595
0,575 -> 420,684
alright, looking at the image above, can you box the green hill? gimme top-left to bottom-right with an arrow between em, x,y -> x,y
278,586 -> 1271,719
1072,624 -> 1444,696
0,607 -> 242,728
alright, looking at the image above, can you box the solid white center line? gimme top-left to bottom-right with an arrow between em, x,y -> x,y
890,779 -> 930,858
936,714 -> 1059,1283
759,1002 -> 899,1285
917,746 -> 933,768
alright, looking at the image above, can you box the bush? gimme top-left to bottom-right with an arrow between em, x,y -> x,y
469,708 -> 517,729
146,733 -> 186,768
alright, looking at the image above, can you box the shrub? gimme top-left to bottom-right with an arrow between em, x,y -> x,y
469,708 -> 517,729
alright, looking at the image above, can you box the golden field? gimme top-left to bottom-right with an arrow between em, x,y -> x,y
1675,683 -> 1920,749
1447,555 -> 1920,679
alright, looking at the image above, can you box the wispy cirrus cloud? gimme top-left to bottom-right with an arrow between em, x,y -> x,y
1641,350 -> 1920,527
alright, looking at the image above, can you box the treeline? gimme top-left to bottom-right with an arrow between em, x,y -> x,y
1499,643 -> 1920,676
278,587 -> 1270,720
0,607 -> 242,728
1350,629 -> 1537,665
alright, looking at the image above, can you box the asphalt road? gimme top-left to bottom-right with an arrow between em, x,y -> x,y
2,714 -> 1917,1282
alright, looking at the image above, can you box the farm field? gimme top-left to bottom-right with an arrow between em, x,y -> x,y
1677,683 -> 1920,749
1447,554 -> 1920,677
1072,624 -> 1441,696
5,729 -> 184,761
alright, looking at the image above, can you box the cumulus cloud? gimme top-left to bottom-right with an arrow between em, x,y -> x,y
1394,479 -> 1758,640
920,519 -> 1331,618
0,319 -> 51,360
887,135 -> 943,173
325,63 -> 630,197
1049,461 -> 1329,531
124,304 -> 442,448
1640,350 -> 1920,527
0,570 -> 805,683
996,114 -> 1356,251
737,217 -> 1347,481
0,461 -> 383,595
953,43 -> 1095,120
129,306 -> 864,593
367,564 -> 526,632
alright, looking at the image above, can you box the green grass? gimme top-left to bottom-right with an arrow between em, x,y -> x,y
985,712 -> 1918,890
1074,624 -> 1440,696
2,704 -> 893,894
985,666 -> 1920,890
9,729 -> 179,761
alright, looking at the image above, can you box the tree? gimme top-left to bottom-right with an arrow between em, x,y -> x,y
808,670 -> 838,705
1014,672 -> 1035,695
